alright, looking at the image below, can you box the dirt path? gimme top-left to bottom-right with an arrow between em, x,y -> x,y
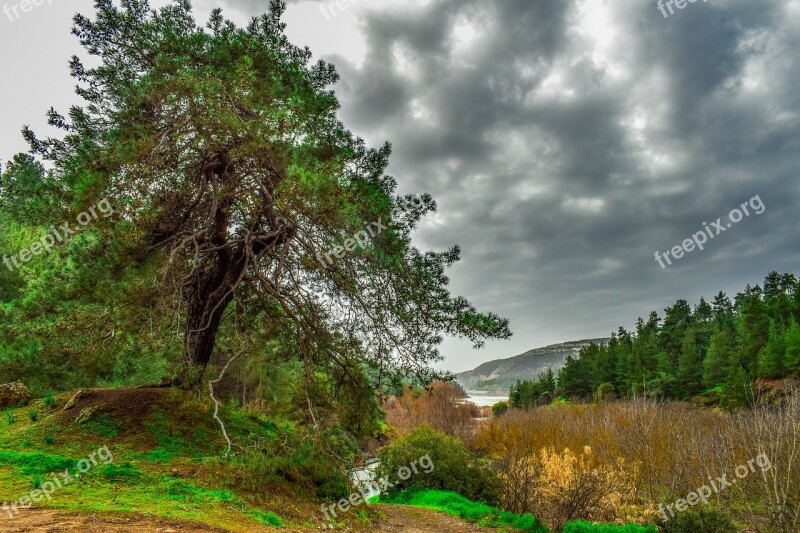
0,506 -> 498,533
371,504 -> 499,532
0,509 -> 229,532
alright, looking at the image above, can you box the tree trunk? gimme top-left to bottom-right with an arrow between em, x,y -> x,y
177,249 -> 246,388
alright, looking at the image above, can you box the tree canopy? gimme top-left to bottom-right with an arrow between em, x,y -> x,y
555,272 -> 800,406
0,0 -> 510,393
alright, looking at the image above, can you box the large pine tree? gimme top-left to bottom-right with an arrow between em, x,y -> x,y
2,0 -> 510,388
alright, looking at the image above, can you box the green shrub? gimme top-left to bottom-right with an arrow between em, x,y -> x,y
27,410 -> 38,422
656,508 -> 737,533
5,411 -> 15,424
376,425 -> 501,504
593,383 -> 618,402
562,521 -> 657,533
492,402 -> 509,416
43,391 -> 55,408
380,489 -> 548,532
229,422 -> 355,500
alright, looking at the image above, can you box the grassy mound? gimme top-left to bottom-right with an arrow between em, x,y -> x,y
0,387 -> 320,531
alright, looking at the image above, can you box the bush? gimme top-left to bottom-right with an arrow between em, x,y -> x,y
492,401 -> 509,417
563,522 -> 656,533
594,383 -> 617,403
656,508 -> 737,533
376,425 -> 501,504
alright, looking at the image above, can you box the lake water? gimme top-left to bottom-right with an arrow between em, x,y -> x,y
466,394 -> 508,407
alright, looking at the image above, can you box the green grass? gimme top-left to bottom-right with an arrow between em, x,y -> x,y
379,490 -> 660,533
377,489 -> 549,532
82,414 -> 121,438
142,446 -> 178,463
0,450 -> 77,476
165,479 -> 235,503
0,392 -> 293,532
99,462 -> 143,482
562,522 -> 658,533
253,510 -> 285,527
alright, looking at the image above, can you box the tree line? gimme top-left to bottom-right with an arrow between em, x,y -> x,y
510,272 -> 800,408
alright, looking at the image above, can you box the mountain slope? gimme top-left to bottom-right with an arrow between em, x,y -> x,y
455,338 -> 609,394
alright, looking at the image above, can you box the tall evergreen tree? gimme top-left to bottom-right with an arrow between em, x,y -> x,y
736,285 -> 769,377
703,324 -> 738,388
3,1 -> 510,389
660,299 -> 693,366
677,328 -> 704,396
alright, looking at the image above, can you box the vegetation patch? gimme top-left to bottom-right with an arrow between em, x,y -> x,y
378,489 -> 549,532
562,522 -> 657,533
0,450 -> 76,476
252,510 -> 285,527
100,462 -> 143,482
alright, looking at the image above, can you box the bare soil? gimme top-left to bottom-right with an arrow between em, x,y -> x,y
0,505 -> 498,533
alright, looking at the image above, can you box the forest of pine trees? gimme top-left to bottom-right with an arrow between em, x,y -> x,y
512,272 -> 800,408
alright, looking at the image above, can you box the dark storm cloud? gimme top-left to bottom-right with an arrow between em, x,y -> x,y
215,0 -> 800,370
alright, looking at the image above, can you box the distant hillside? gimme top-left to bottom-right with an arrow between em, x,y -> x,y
455,338 -> 609,394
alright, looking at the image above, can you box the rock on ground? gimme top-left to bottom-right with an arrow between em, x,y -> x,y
0,381 -> 33,409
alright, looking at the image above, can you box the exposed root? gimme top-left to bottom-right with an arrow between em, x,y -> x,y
209,354 -> 239,457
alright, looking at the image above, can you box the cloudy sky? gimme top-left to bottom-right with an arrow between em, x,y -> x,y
1,0 -> 798,372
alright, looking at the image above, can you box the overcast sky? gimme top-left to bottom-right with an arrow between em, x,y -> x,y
1,0 -> 798,373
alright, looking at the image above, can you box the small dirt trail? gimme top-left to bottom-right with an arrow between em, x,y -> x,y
0,509 -> 229,532
370,505 -> 498,532
0,506 -> 497,532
